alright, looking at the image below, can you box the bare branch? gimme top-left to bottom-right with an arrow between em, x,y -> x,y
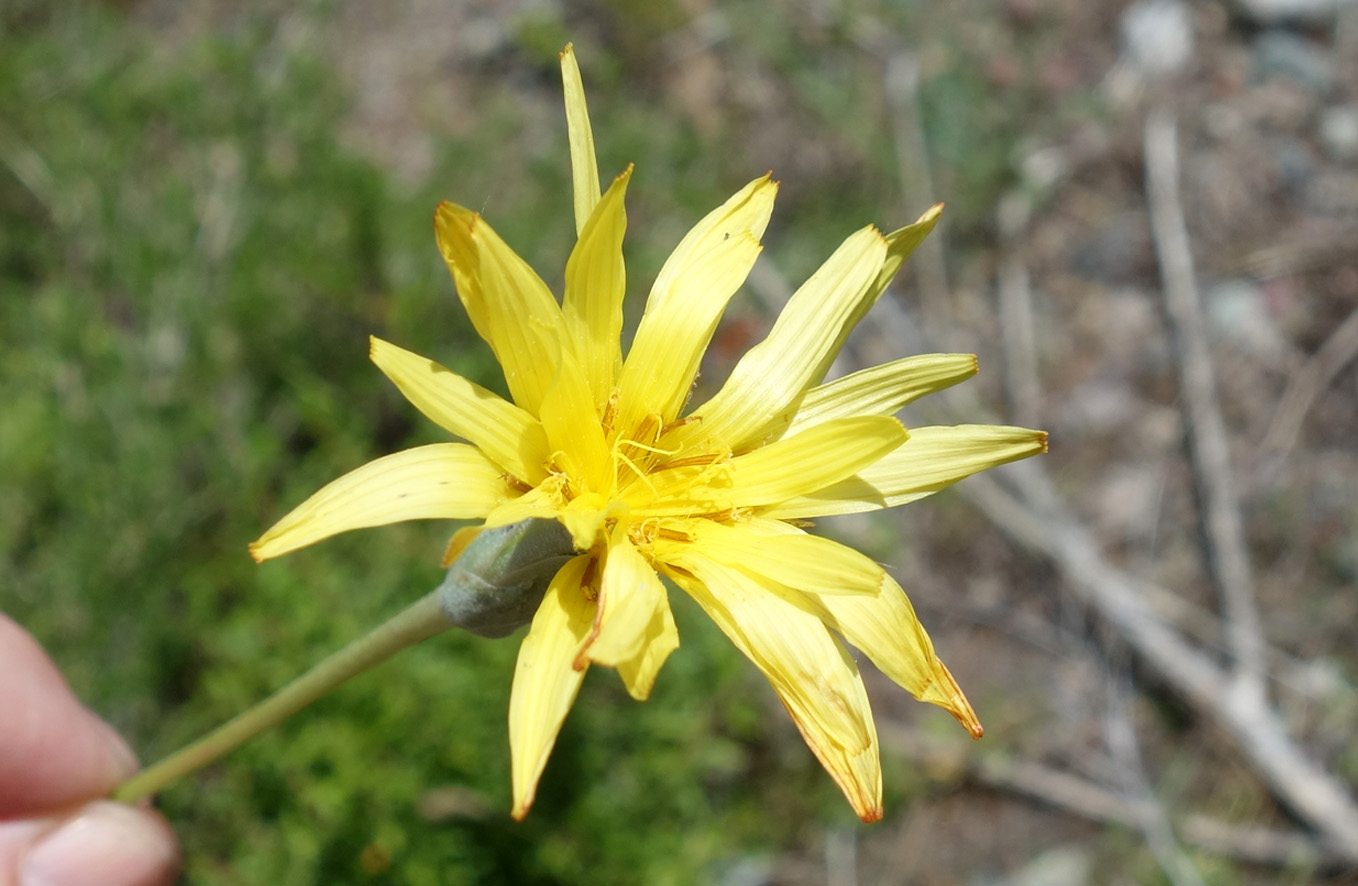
1260,307 -> 1358,461
960,466 -> 1358,859
1104,667 -> 1206,886
1145,108 -> 1266,693
880,722 -> 1345,868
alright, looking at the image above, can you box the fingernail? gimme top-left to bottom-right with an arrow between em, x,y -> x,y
21,801 -> 178,886
95,720 -> 140,780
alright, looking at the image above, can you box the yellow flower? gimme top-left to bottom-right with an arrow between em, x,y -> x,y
250,45 -> 1047,822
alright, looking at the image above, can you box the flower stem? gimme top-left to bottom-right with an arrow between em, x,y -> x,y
113,590 -> 451,804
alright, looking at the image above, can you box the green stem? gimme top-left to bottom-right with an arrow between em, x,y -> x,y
113,590 -> 450,804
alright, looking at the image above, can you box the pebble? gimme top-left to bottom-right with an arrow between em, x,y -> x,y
1319,105 -> 1358,162
1231,0 -> 1353,26
1204,279 -> 1292,359
1254,30 -> 1335,92
971,845 -> 1094,886
1121,0 -> 1195,77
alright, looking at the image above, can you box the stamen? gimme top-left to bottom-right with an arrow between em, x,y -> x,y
600,389 -> 620,438
655,452 -> 724,471
614,449 -> 658,495
621,439 -> 679,457
628,516 -> 666,546
580,557 -> 600,602
630,413 -> 660,449
501,474 -> 533,494
660,414 -> 701,436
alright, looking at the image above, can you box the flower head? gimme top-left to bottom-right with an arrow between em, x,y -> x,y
250,45 -> 1047,822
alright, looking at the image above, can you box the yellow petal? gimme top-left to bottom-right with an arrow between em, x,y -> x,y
509,555 -> 595,820
539,347 -> 613,494
563,166 -> 631,406
765,425 -> 1048,519
785,354 -> 978,436
861,204 -> 943,325
581,527 -> 669,669
615,600 -> 679,701
483,482 -> 564,530
673,518 -> 883,596
633,415 -> 907,516
666,226 -> 887,453
559,44 -> 600,236
434,203 -> 566,416
369,336 -> 549,484
556,491 -> 628,551
250,444 -> 512,562
615,175 -> 778,437
664,555 -> 883,821
441,525 -> 482,567
802,572 -> 982,738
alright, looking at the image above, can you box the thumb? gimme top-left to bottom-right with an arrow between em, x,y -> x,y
0,615 -> 137,818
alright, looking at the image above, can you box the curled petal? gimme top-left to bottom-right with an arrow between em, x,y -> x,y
434,204 -> 567,416
615,601 -> 680,701
804,573 -> 982,738
581,528 -> 670,670
663,554 -> 883,821
671,518 -> 883,597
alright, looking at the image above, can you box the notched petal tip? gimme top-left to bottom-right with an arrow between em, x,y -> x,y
247,541 -> 267,564
1036,430 -> 1050,454
559,42 -> 574,60
930,662 -> 984,739
921,202 -> 945,223
856,805 -> 885,824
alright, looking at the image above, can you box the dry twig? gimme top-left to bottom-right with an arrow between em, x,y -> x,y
1260,307 -> 1358,461
1104,668 -> 1206,886
959,466 -> 1358,860
879,722 -> 1344,869
1145,108 -> 1266,695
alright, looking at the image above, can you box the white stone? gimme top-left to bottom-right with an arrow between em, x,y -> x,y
1121,0 -> 1195,77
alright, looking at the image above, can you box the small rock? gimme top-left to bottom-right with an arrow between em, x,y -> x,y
1254,30 -> 1335,92
1204,279 -> 1293,360
1275,136 -> 1317,191
1319,105 -> 1358,162
1121,0 -> 1195,77
1012,845 -> 1094,886
1231,0 -> 1352,26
